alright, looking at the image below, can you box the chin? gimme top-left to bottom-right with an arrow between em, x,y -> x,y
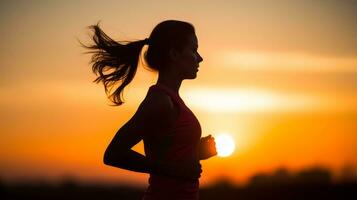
185,74 -> 197,80
183,71 -> 198,80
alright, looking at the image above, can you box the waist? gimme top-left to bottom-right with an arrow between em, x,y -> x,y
148,174 -> 199,188
144,174 -> 199,199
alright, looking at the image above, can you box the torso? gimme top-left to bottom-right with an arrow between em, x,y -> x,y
142,84 -> 201,200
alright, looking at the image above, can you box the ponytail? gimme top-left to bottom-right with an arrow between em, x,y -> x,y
81,22 -> 147,106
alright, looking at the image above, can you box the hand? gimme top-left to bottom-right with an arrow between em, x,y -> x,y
198,135 -> 217,160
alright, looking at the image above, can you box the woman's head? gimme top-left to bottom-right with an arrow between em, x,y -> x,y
146,20 -> 200,71
81,20 -> 202,106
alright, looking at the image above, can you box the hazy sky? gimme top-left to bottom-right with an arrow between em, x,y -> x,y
1,0 -> 356,186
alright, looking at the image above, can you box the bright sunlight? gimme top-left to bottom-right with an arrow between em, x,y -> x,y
184,88 -> 316,113
215,133 -> 236,157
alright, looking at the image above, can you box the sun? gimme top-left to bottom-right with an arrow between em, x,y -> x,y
215,133 -> 236,157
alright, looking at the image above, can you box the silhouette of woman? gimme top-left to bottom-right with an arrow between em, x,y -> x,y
82,20 -> 217,200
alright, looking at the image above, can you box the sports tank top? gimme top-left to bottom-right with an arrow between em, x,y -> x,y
142,84 -> 202,200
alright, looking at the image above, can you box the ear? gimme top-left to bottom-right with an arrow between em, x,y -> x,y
169,48 -> 180,62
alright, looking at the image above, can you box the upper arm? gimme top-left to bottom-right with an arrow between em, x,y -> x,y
104,91 -> 177,158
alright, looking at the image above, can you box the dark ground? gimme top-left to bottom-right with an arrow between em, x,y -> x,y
2,167 -> 357,200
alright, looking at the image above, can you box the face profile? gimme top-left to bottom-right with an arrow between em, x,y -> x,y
172,34 -> 203,80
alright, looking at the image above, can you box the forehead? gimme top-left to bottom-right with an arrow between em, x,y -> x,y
186,34 -> 198,48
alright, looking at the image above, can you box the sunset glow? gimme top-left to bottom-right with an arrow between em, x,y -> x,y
215,133 -> 236,157
216,51 -> 357,72
1,0 -> 357,188
184,88 -> 317,112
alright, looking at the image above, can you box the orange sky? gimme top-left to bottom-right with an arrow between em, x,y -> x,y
1,0 -> 357,186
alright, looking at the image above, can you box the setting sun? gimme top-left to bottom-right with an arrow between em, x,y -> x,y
215,133 -> 236,157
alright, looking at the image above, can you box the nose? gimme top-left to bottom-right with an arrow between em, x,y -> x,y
198,53 -> 203,63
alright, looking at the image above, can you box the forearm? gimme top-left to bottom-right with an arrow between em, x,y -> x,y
104,149 -> 201,180
104,149 -> 156,174
105,150 -> 200,181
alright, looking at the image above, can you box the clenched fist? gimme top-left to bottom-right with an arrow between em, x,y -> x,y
198,135 -> 217,160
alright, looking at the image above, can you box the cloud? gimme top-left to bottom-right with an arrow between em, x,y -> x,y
213,50 -> 357,73
182,87 -> 319,113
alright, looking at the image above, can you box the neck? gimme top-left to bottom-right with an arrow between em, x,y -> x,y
156,71 -> 182,94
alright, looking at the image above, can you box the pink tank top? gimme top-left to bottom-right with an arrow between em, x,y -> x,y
142,84 -> 202,200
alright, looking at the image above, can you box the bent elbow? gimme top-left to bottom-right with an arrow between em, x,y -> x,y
103,148 -> 126,166
103,149 -> 114,166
